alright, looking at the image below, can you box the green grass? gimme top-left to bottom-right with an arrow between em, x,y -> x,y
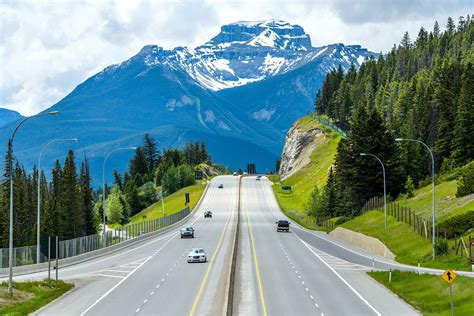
397,180 -> 474,221
368,270 -> 474,316
128,181 -> 207,224
271,115 -> 340,228
0,280 -> 73,315
341,211 -> 472,271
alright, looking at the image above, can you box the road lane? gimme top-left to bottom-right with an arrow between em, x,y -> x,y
238,177 -> 418,315
33,176 -> 238,316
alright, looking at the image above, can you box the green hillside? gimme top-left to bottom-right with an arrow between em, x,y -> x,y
272,115 -> 341,228
129,181 -> 207,224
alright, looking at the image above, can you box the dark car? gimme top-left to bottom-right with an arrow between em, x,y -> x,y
276,220 -> 290,232
180,227 -> 194,238
204,211 -> 212,218
218,184 -> 224,189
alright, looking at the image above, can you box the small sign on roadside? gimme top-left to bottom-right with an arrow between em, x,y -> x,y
441,269 -> 457,284
441,269 -> 457,316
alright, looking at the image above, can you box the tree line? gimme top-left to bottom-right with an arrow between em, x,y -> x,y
308,15 -> 473,221
0,133 -> 212,247
99,134 -> 211,225
0,148 -> 96,247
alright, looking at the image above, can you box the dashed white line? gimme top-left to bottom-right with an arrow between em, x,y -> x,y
136,308 -> 140,313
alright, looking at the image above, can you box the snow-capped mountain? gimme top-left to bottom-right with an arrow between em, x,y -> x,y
125,19 -> 371,91
0,19 -> 375,184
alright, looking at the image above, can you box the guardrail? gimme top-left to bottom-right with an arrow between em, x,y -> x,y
0,207 -> 190,269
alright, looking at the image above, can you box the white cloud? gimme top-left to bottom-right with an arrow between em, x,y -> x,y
0,0 -> 471,115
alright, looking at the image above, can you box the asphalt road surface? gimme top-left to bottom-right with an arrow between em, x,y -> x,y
234,177 -> 418,315
6,175 -> 469,315
25,176 -> 238,315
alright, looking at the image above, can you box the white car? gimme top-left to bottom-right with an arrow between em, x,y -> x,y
187,248 -> 207,263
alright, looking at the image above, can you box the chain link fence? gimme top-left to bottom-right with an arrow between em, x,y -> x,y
0,207 -> 190,269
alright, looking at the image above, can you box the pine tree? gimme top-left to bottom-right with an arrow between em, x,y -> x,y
446,17 -> 455,33
433,21 -> 440,37
80,156 -> 97,235
60,150 -> 82,239
143,133 -> 157,171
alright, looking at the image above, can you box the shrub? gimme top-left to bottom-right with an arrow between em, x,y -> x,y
437,211 -> 474,239
456,164 -> 474,197
434,239 -> 448,256
335,216 -> 351,225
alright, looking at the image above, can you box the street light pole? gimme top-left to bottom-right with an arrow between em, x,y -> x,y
8,111 -> 59,296
360,153 -> 387,228
102,147 -> 136,247
36,138 -> 78,264
396,138 -> 436,259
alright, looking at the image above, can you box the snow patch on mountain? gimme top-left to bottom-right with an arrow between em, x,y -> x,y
252,108 -> 275,121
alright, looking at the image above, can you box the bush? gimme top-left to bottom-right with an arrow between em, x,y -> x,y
434,239 -> 448,256
437,211 -> 474,239
456,164 -> 474,197
335,216 -> 351,225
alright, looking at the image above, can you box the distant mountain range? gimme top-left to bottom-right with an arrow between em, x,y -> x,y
0,108 -> 23,128
0,20 -> 375,185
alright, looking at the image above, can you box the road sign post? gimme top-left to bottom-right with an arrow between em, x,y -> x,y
441,269 -> 457,316
185,193 -> 190,205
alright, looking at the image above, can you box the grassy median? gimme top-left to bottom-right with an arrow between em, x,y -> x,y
368,270 -> 474,316
0,280 -> 73,315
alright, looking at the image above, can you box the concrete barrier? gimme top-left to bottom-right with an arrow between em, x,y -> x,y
0,181 -> 210,277
329,227 -> 395,260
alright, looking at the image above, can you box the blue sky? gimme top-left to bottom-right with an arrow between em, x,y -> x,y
1,0 -> 471,116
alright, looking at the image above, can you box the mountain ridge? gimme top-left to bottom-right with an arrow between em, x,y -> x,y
0,19 -> 375,184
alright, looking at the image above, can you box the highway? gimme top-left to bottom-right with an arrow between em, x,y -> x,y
3,175 -> 450,315
24,176 -> 239,315
234,177 -> 417,315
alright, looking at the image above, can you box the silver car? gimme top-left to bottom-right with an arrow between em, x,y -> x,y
187,248 -> 207,263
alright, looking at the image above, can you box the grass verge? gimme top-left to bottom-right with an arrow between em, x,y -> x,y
368,270 -> 474,316
341,211 -> 472,271
129,181 -> 207,224
0,280 -> 73,315
397,180 -> 474,220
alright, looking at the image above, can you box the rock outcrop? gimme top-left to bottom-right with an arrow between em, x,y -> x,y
279,119 -> 325,180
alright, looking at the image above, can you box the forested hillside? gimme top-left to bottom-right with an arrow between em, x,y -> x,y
310,16 -> 473,217
0,134 -> 212,247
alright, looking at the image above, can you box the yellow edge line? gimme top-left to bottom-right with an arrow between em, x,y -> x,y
189,182 -> 235,316
244,182 -> 268,316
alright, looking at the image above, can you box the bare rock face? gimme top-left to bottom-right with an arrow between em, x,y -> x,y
279,120 -> 323,180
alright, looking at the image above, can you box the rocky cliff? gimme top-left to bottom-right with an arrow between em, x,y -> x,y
279,118 -> 326,180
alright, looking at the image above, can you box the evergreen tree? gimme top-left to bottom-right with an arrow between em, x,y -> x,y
143,133 -> 158,171
80,156 -> 97,235
60,150 -> 82,239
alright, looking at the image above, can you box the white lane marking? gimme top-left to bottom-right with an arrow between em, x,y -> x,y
80,256 -> 152,316
143,299 -> 148,304
136,308 -> 140,313
89,274 -> 125,279
301,240 -> 381,316
150,291 -> 154,295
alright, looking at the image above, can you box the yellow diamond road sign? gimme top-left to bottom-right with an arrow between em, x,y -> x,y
441,269 -> 457,284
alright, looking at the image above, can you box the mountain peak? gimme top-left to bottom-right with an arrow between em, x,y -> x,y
204,19 -> 312,51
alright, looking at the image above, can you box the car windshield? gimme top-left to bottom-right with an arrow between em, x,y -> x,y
279,221 -> 288,225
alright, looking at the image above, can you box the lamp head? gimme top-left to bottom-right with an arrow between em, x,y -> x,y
48,111 -> 60,115
360,153 -> 367,156
70,138 -> 79,143
395,138 -> 403,142
131,147 -> 138,150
